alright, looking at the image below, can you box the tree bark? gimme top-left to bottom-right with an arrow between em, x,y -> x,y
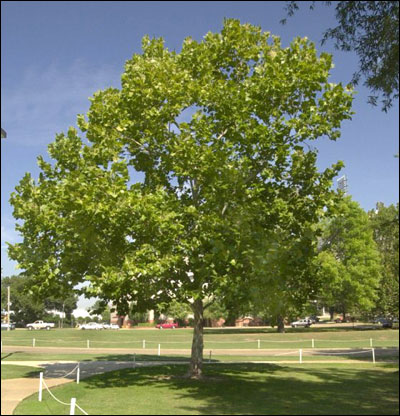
329,307 -> 334,321
188,298 -> 204,378
277,315 -> 285,333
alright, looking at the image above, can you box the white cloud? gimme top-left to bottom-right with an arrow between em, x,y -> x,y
2,59 -> 122,146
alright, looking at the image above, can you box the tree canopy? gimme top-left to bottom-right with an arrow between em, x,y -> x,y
8,19 -> 353,377
368,202 -> 399,317
282,1 -> 399,111
315,197 -> 382,318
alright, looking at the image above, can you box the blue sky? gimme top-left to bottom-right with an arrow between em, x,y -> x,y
1,1 -> 399,312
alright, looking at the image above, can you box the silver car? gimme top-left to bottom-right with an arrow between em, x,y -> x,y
291,319 -> 312,328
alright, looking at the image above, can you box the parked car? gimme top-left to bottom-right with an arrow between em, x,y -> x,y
156,322 -> 179,329
109,323 -> 120,330
334,316 -> 349,323
291,319 -> 312,328
26,320 -> 55,330
80,322 -> 104,330
102,323 -> 111,329
306,316 -> 320,324
1,322 -> 15,330
374,317 -> 394,328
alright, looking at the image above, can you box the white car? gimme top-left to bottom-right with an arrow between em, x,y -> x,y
80,322 -> 103,330
109,323 -> 120,330
26,320 -> 55,330
291,319 -> 312,328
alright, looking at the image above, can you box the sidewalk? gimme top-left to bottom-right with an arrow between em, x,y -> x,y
1,377 -> 71,415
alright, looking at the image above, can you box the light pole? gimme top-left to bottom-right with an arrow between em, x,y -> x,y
7,286 -> 11,331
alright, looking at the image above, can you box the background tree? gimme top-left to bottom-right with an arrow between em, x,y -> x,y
369,202 -> 399,318
8,19 -> 353,378
246,221 -> 321,332
89,299 -> 112,323
315,197 -> 382,319
282,1 -> 399,111
1,274 -> 77,327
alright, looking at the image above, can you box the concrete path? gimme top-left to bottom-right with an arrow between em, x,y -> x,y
1,376 -> 71,415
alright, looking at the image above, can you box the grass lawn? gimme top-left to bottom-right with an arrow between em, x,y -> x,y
1,364 -> 41,380
2,328 -> 399,350
14,363 -> 399,415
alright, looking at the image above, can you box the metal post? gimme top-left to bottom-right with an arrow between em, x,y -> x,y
77,365 -> 80,384
370,338 -> 373,348
257,339 -> 260,349
372,348 -> 376,364
143,339 -> 146,349
7,286 -> 10,331
33,338 -> 36,347
312,339 -> 315,348
158,344 -> 160,356
299,349 -> 303,364
70,397 -> 76,415
38,372 -> 43,402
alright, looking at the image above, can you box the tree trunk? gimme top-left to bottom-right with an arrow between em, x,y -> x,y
188,298 -> 204,379
329,307 -> 334,321
277,315 -> 285,333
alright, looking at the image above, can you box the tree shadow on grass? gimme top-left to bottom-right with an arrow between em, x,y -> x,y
80,362 -> 399,415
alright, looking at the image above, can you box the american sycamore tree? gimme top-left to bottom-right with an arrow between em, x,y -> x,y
315,197 -> 382,319
9,20 -> 353,378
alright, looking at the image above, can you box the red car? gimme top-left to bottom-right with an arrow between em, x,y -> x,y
156,322 -> 179,329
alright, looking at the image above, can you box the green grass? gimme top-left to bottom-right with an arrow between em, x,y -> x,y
14,363 -> 399,415
1,364 -> 41,380
2,327 -> 398,350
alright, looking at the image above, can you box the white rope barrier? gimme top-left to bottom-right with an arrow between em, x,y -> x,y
42,378 -> 70,406
305,349 -> 372,356
46,363 -> 80,379
75,402 -> 89,415
38,372 -> 89,414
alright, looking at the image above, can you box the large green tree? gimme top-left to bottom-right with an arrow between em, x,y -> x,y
8,20 -> 353,378
369,202 -> 399,318
282,1 -> 399,111
315,197 -> 382,319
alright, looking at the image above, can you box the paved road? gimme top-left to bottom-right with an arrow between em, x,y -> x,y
2,344 -> 399,356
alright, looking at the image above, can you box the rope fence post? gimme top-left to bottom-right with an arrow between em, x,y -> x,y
370,338 -> 373,348
257,339 -> 260,349
38,372 -> 43,402
70,397 -> 76,415
143,339 -> 146,349
77,364 -> 80,384
158,344 -> 161,356
372,348 -> 376,364
87,339 -> 90,349
312,339 -> 314,348
299,349 -> 302,364
33,338 -> 36,347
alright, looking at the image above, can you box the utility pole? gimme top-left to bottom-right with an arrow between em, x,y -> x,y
7,286 -> 11,331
